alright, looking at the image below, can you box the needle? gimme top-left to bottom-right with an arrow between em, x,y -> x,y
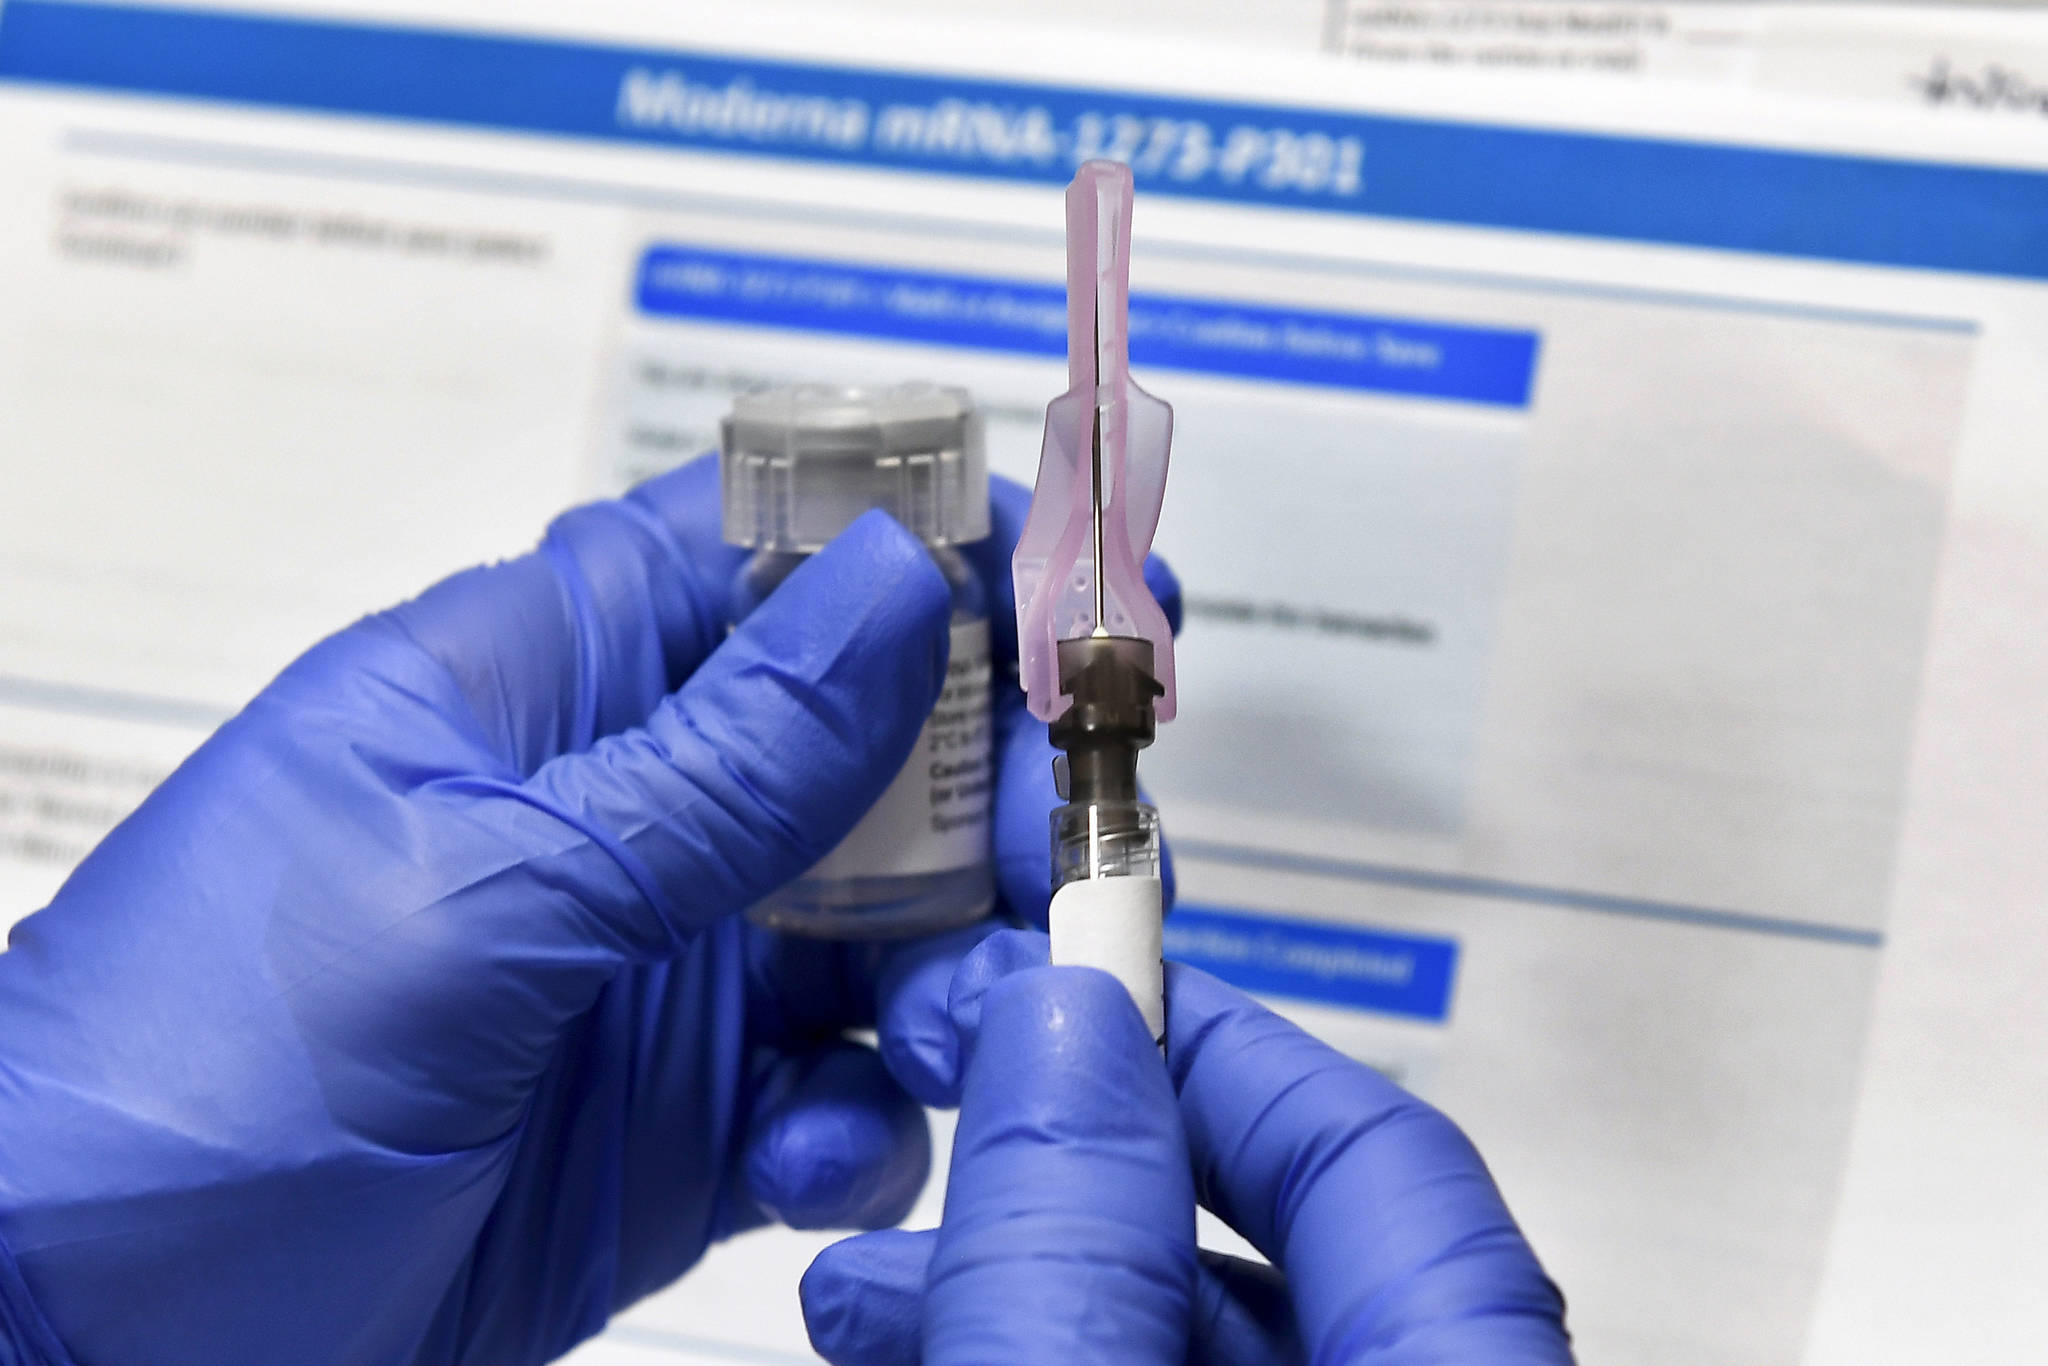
1090,303 -> 1108,637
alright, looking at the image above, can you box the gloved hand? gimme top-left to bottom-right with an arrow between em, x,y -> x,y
0,455 -> 1177,1366
801,931 -> 1573,1365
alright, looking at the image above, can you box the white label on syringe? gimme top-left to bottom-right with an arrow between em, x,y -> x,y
1050,874 -> 1166,1044
808,618 -> 992,880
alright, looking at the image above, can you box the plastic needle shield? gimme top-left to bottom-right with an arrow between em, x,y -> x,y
1016,161 -> 1174,1046
1013,160 -> 1177,724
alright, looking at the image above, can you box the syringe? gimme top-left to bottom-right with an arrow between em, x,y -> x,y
1012,161 -> 1177,1045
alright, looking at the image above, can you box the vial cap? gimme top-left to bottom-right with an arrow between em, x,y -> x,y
721,382 -> 991,551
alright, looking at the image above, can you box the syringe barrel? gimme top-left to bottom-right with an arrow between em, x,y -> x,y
1051,799 -> 1161,889
1048,803 -> 1166,1043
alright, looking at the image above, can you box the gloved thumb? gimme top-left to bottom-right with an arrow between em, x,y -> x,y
492,508 -> 952,953
802,1227 -> 934,1366
806,938 -> 1197,1365
925,964 -> 1197,1363
289,510 -> 953,1149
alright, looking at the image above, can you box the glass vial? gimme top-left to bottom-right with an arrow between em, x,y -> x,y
721,382 -> 995,938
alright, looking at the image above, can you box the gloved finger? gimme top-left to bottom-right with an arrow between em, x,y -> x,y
802,1231 -> 1299,1366
962,476 -> 1182,674
1143,552 -> 1183,637
726,912 -> 1004,1114
349,511 -> 950,1149
1190,1252 -> 1303,1366
479,509 -> 951,951
990,682 -> 1060,929
871,925 -> 1049,1108
943,928 -> 1049,1060
798,1236 -> 1294,1366
870,920 -> 1005,1109
741,1042 -> 931,1232
731,915 -> 1000,1111
735,915 -> 993,1053
385,454 -> 743,775
806,945 -> 1196,1360
1165,965 -> 1572,1364
924,962 -> 1197,1364
802,1227 -> 934,1366
1159,806 -> 1178,913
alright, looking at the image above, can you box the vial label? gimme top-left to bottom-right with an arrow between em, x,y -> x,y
808,618 -> 992,880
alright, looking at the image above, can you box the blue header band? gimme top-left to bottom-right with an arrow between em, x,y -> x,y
636,244 -> 1539,404
1164,905 -> 1459,1022
4,2 -> 2047,280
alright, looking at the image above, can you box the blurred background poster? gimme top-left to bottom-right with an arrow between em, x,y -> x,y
3,2 -> 2046,1362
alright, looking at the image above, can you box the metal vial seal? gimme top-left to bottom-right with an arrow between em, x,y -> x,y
721,382 -> 995,938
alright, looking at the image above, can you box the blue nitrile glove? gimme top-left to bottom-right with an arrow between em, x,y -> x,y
0,455 -> 1178,1366
802,931 -> 1573,1366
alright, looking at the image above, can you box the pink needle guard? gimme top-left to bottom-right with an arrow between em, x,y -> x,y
1013,160 -> 1177,723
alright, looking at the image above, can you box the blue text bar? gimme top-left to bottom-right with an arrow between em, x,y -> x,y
635,243 -> 1539,404
3,2 -> 2046,279
1165,905 -> 1459,1021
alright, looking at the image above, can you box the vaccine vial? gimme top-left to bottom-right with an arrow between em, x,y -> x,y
721,382 -> 996,938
